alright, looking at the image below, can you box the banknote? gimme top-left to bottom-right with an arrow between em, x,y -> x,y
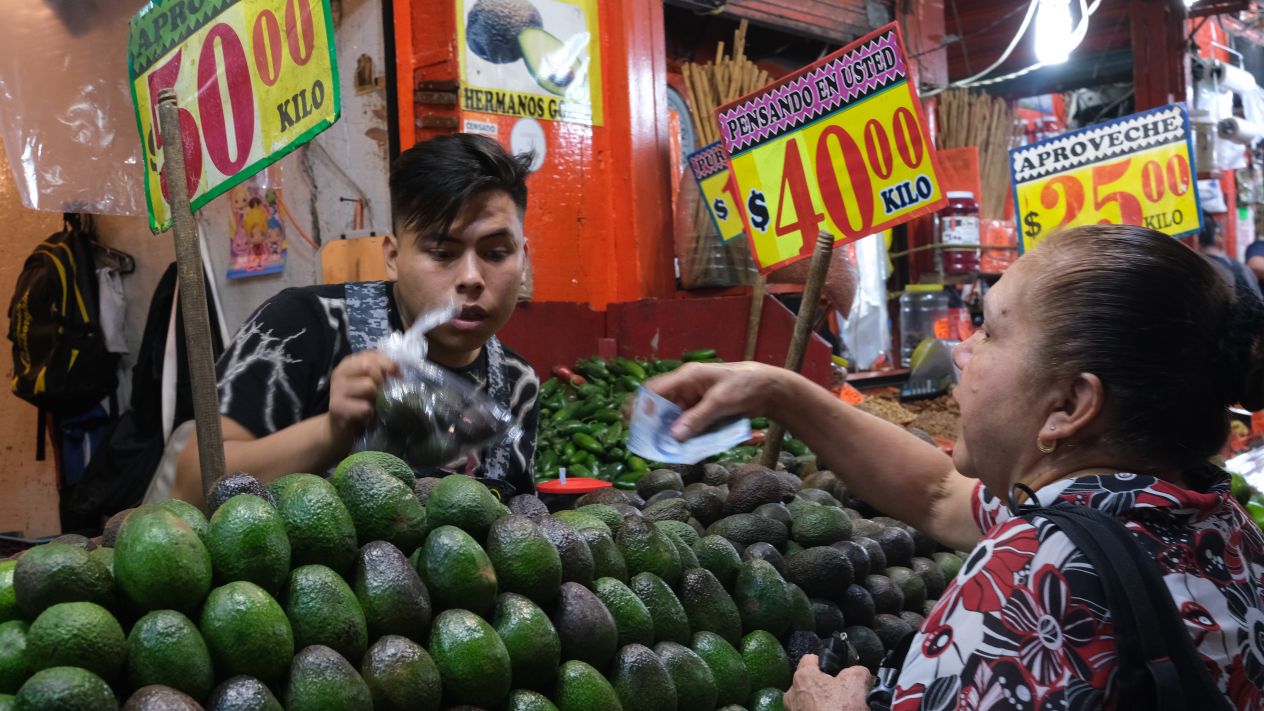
627,387 -> 751,464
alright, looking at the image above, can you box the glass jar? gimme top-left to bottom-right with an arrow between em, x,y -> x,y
899,284 -> 950,368
937,191 -> 980,275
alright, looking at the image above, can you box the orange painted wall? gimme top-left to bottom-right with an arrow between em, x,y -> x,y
399,0 -> 675,309
0,139 -> 62,538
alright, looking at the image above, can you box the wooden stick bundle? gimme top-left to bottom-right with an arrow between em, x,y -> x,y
934,89 -> 1018,220
678,20 -> 771,287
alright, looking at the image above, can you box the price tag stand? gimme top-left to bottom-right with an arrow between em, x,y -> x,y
158,89 -> 226,493
760,231 -> 834,467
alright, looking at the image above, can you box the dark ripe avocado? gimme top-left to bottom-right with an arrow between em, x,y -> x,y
909,528 -> 938,559
638,470 -> 685,499
795,489 -> 841,508
844,626 -> 884,673
646,490 -> 684,506
101,508 -> 134,548
612,503 -> 643,518
872,613 -> 915,654
507,493 -> 548,517
284,645 -> 372,711
353,541 -> 432,644
873,527 -> 915,567
703,464 -> 731,486
414,477 -> 443,506
609,643 -> 678,711
785,630 -> 821,670
842,508 -> 863,521
853,537 -> 887,571
723,468 -> 795,516
550,582 -> 618,670
664,462 -> 707,485
910,557 -> 947,599
900,611 -> 926,631
206,675 -> 283,711
122,685 -> 202,710
683,486 -> 726,526
49,534 -> 94,552
359,635 -> 441,711
535,516 -> 595,588
840,583 -> 876,628
741,543 -> 786,576
503,689 -> 558,711
784,547 -> 854,602
830,540 -> 871,580
863,574 -> 904,616
850,519 -> 883,540
753,503 -> 792,526
644,498 -> 691,523
207,473 -> 275,514
886,566 -> 927,611
706,515 -> 789,551
810,598 -> 846,637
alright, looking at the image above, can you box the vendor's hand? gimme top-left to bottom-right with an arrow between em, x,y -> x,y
784,654 -> 873,711
328,350 -> 398,448
644,362 -> 785,440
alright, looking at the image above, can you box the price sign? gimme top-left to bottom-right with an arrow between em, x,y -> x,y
716,24 -> 945,273
688,142 -> 746,242
1010,104 -> 1201,253
128,0 -> 340,232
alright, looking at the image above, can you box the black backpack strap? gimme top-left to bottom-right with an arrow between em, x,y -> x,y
1017,498 -> 1232,710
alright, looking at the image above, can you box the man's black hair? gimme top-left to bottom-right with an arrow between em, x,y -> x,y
390,133 -> 533,239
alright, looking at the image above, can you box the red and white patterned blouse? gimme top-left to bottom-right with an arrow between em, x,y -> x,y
891,473 -> 1264,710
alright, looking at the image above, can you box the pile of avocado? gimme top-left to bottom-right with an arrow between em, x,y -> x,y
0,449 -> 963,710
534,351 -> 811,488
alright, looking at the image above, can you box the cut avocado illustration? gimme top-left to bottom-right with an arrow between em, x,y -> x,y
519,27 -> 586,96
467,0 -> 543,64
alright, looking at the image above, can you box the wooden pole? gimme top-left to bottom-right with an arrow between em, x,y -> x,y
761,231 -> 834,468
743,275 -> 766,361
158,88 -> 226,494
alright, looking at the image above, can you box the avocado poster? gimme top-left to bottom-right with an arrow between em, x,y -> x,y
457,0 -> 603,126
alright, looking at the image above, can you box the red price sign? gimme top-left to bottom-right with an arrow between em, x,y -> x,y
1010,104 -> 1201,253
129,0 -> 340,232
717,24 -> 945,273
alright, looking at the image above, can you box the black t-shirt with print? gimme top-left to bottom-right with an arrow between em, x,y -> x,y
215,282 -> 539,494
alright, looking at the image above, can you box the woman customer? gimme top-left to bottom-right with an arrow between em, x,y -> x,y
648,224 -> 1264,709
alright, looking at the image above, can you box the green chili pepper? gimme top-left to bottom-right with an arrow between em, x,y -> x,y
572,432 -> 604,455
626,455 -> 650,472
683,348 -> 718,362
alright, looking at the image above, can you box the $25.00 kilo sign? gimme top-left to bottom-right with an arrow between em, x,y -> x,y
129,0 -> 340,232
1010,104 -> 1201,253
716,23 -> 945,273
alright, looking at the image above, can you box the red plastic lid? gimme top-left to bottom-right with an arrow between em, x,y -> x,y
536,477 -> 613,494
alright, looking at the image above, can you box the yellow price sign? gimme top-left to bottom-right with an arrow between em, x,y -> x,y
716,24 -> 945,274
1011,104 -> 1200,253
129,0 -> 340,232
688,142 -> 745,242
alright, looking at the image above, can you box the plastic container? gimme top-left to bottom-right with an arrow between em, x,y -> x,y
899,284 -> 950,368
937,191 -> 981,275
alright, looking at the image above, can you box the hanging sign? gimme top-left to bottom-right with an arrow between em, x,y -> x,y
717,23 -> 945,273
128,0 -> 341,232
456,0 -> 603,126
688,142 -> 746,242
1010,103 -> 1200,253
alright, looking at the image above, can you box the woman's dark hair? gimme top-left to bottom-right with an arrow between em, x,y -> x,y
1028,224 -> 1264,484
389,133 -> 533,238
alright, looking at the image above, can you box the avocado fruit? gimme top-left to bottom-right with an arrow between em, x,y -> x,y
629,572 -> 691,645
654,640 -> 717,711
485,515 -> 563,606
359,635 -> 441,711
283,644 -> 372,711
428,609 -> 512,708
466,0 -> 543,64
125,610 -> 214,700
550,582 -> 618,670
207,494 -> 291,594
608,643 -> 677,711
784,547 -> 854,602
677,567 -> 743,646
206,675 -> 283,711
492,592 -> 561,691
353,541 -> 432,643
283,564 -> 368,663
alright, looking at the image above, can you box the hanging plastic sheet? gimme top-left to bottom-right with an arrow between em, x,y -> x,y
0,0 -> 147,214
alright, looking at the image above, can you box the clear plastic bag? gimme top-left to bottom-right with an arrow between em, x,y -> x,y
358,303 -> 516,468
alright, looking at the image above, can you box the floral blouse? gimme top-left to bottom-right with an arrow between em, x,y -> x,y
891,473 -> 1264,710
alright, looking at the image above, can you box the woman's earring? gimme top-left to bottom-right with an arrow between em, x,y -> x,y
1036,437 -> 1057,454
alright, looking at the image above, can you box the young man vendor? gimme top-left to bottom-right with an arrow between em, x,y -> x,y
174,134 -> 540,503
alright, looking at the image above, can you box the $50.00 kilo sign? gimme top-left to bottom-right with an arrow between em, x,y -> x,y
716,23 -> 945,273
1010,104 -> 1201,253
129,0 -> 340,232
